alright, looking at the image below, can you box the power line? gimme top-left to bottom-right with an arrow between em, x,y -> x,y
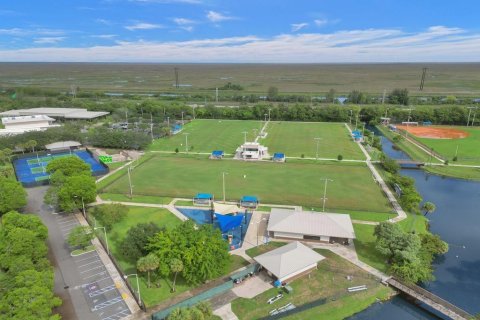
419,67 -> 428,91
174,67 -> 179,89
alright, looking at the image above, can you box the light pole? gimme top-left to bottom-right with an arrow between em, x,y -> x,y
183,133 -> 189,153
349,110 -> 353,125
124,273 -> 141,305
94,226 -> 109,255
362,122 -> 366,138
222,172 -> 228,203
127,166 -> 133,198
242,131 -> 247,144
314,138 -> 322,160
320,178 -> 334,212
268,108 -> 271,121
181,111 -> 184,125
264,113 -> 267,122
74,195 -> 86,219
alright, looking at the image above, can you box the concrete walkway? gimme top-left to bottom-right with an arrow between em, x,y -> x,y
213,304 -> 239,320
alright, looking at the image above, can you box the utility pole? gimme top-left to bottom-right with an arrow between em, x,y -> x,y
472,108 -> 477,126
349,110 -> 353,125
419,67 -> 428,91
382,88 -> 386,104
320,178 -> 334,212
268,108 -> 271,121
466,106 -> 477,126
384,107 -> 389,119
215,88 -> 218,103
181,111 -> 184,125
222,172 -> 228,203
174,67 -> 179,89
264,113 -> 267,122
150,113 -> 154,142
314,137 -> 322,160
127,166 -> 133,198
183,133 -> 189,153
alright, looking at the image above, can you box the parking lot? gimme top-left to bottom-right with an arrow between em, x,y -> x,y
55,213 -> 131,320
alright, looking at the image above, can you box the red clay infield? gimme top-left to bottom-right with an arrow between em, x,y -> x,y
396,125 -> 469,139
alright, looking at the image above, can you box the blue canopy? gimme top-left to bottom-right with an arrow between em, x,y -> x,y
195,193 -> 213,200
273,153 -> 285,159
216,214 -> 244,233
174,124 -> 182,130
212,150 -> 224,156
241,195 -> 258,203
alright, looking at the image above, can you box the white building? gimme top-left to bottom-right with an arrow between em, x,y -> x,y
254,241 -> 325,283
267,208 -> 356,244
0,107 -> 109,120
235,142 -> 269,160
0,115 -> 58,135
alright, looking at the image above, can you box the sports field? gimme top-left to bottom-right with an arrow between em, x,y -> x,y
262,122 -> 364,159
403,126 -> 480,164
100,155 -> 391,213
149,119 -> 263,154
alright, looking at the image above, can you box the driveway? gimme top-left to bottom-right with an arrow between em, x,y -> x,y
25,186 -> 131,320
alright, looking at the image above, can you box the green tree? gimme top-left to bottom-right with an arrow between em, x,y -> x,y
120,223 -> 162,262
57,174 -> 96,212
137,254 -> 160,288
374,222 -> 421,264
195,301 -> 213,317
326,88 -> 336,103
1,211 -> 48,240
388,88 -> 409,105
267,87 -> 279,101
67,226 -> 94,249
0,177 -> 27,216
25,139 -> 37,153
46,156 -> 90,177
91,204 -> 128,231
170,258 -> 184,292
167,307 -> 191,320
348,90 -> 366,104
0,228 -> 48,271
422,201 -> 436,216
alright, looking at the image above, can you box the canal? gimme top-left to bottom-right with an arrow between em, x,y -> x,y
349,129 -> 480,320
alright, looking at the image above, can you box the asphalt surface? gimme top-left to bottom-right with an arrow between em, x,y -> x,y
26,186 -> 131,320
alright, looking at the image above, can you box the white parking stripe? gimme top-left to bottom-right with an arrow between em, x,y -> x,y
74,254 -> 99,263
80,265 -> 104,274
83,271 -> 107,280
78,260 -> 101,268
58,218 -> 76,224
101,309 -> 130,320
60,223 -> 78,230
82,276 -> 112,287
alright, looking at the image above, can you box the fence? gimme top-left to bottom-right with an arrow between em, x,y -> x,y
151,264 -> 259,320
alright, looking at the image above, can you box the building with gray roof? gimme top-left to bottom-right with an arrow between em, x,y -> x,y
0,107 -> 109,120
267,208 -> 356,244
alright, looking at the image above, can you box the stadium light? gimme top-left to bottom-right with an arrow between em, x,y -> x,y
183,133 -> 189,153
94,226 -> 109,255
320,178 -> 334,212
314,138 -> 322,160
222,172 -> 228,203
124,273 -> 141,305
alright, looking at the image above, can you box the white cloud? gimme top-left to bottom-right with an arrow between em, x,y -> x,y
173,18 -> 195,25
0,28 -> 65,36
180,26 -> 194,32
96,19 -> 113,25
314,19 -> 328,27
131,0 -> 202,4
91,34 -> 117,39
125,22 -> 164,31
206,11 -> 234,23
291,23 -> 308,32
33,37 -> 66,44
2,26 -> 480,62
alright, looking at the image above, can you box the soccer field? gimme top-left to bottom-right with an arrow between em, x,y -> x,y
149,119 -> 263,154
101,155 -> 391,213
413,126 -> 480,165
262,121 -> 364,160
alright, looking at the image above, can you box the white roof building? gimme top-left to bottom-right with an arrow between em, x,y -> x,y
254,241 -> 325,282
235,142 -> 269,160
45,141 -> 82,151
0,107 -> 109,120
0,115 -> 58,136
267,208 -> 356,243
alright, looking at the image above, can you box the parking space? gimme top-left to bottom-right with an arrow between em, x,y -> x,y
54,213 -> 131,320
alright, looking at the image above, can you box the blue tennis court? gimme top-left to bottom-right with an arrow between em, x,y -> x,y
13,150 -> 107,185
176,208 -> 252,250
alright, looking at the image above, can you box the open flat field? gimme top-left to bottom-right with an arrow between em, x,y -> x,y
150,119 -> 263,154
412,126 -> 480,164
2,63 -> 480,94
263,121 -> 364,159
101,155 -> 391,213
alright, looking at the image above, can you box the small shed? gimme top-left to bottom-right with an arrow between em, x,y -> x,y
45,141 -> 82,152
254,241 -> 325,283
273,153 -> 286,162
193,193 -> 214,205
210,150 -> 224,159
172,124 -> 183,134
240,196 -> 259,209
352,130 -> 363,142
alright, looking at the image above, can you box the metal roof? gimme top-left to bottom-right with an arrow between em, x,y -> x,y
254,241 -> 325,280
0,107 -> 109,119
45,141 -> 82,150
268,208 -> 356,239
2,115 -> 55,125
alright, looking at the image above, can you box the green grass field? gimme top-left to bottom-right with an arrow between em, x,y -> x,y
101,154 -> 392,213
150,119 -> 263,154
263,122 -> 365,160
414,126 -> 480,164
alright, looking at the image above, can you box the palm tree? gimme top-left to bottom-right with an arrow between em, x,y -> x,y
422,201 -> 436,216
137,254 -> 159,288
170,258 -> 184,293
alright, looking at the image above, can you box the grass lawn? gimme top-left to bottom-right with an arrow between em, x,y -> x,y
425,165 -> 480,181
101,154 -> 392,213
107,161 -> 127,170
98,193 -> 172,205
98,205 -> 248,308
231,249 -> 393,320
263,121 -> 365,160
414,126 -> 480,165
150,119 -> 264,154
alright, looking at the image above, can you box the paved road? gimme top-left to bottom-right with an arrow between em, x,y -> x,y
26,187 -> 131,320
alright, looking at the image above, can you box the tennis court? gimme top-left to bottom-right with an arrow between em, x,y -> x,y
13,150 -> 108,185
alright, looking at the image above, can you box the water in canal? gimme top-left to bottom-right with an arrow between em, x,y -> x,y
349,131 -> 480,319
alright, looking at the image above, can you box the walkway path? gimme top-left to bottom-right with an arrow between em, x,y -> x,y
344,124 -> 407,223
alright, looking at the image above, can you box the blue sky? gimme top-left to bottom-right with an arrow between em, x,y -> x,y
1,0 -> 479,62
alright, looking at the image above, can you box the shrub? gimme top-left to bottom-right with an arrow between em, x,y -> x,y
337,154 -> 343,161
